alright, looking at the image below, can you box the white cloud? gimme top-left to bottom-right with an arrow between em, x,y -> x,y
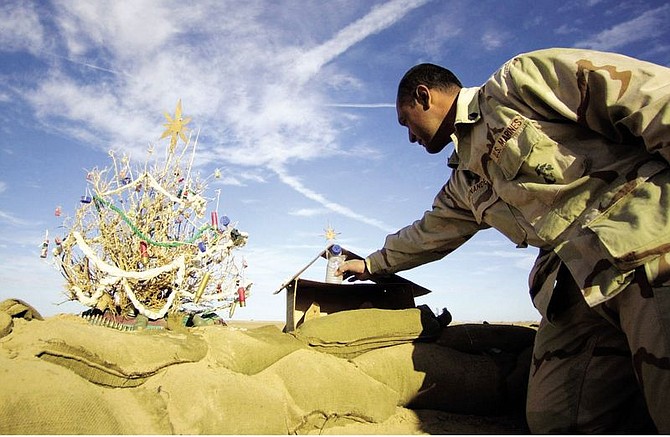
290,208 -> 327,217
409,9 -> 463,58
555,24 -> 577,35
0,2 -> 45,54
209,168 -> 266,187
12,0 -> 426,236
575,4 -> 670,50
26,74 -> 155,154
481,30 -> 506,51
53,0 -> 180,59
0,181 -> 6,194
216,176 -> 244,187
273,167 -> 394,232
0,210 -> 32,226
292,0 -> 430,83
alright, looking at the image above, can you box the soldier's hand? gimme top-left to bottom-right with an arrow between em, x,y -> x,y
336,259 -> 371,282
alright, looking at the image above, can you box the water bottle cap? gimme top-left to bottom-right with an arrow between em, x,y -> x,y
330,244 -> 342,255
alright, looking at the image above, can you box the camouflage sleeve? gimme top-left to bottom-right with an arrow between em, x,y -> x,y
366,174 -> 488,275
487,48 -> 670,162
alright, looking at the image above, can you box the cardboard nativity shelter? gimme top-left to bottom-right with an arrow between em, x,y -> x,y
275,244 -> 432,332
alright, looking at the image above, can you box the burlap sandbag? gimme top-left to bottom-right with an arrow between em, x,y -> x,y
137,360 -> 294,434
133,344 -> 400,433
2,314 -> 208,387
254,348 -> 400,433
352,341 -> 522,416
0,298 -> 44,320
437,323 -> 536,354
203,324 -> 307,375
291,307 -> 441,358
0,353 -> 166,434
0,311 -> 12,338
0,298 -> 43,339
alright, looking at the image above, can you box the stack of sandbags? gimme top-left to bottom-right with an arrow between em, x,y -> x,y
291,308 -> 534,417
0,299 -> 534,434
289,306 -> 442,358
0,301 -> 398,434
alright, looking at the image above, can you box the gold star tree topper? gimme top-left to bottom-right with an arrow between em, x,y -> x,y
323,224 -> 340,242
160,99 -> 192,152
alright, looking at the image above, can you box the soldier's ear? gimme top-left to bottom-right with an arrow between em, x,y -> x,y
415,85 -> 430,110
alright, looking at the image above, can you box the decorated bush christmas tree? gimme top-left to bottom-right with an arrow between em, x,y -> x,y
48,101 -> 250,321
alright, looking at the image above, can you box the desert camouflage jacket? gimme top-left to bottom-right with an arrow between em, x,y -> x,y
367,48 -> 670,315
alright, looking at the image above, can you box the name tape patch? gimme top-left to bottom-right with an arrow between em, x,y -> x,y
490,116 -> 524,162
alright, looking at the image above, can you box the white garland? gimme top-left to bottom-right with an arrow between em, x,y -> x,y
70,231 -> 186,319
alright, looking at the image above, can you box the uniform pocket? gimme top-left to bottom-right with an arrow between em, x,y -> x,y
467,176 -> 499,223
586,165 -> 670,271
491,115 -> 587,186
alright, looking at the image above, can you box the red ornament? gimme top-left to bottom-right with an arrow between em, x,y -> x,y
139,241 -> 149,263
211,211 -> 219,230
237,287 -> 246,307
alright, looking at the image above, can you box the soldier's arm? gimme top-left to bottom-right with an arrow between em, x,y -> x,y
366,174 -> 487,275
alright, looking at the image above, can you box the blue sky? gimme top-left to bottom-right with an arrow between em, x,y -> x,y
1,0 -> 669,322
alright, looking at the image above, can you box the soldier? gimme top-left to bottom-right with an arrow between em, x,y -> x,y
337,48 -> 670,433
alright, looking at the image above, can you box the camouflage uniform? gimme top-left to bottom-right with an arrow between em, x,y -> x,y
366,48 -> 670,433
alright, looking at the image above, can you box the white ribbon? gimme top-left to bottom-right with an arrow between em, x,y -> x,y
70,231 -> 185,319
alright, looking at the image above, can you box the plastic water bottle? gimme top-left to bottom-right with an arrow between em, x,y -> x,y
325,244 -> 346,284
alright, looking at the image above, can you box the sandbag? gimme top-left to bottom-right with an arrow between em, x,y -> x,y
0,354 -> 165,434
0,298 -> 44,321
504,345 -> 534,417
352,342 -> 523,416
291,307 -> 441,358
0,298 -> 43,339
139,361 -> 294,434
136,347 -> 400,434
254,348 -> 400,433
437,323 -> 536,354
2,314 -> 208,387
0,311 -> 12,338
203,324 -> 307,375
